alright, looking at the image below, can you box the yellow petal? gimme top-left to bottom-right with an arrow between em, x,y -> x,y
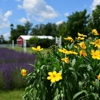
48,72 -> 53,75
37,46 -> 41,50
47,76 -> 51,80
51,79 -> 56,83
32,47 -> 37,50
53,71 -> 57,74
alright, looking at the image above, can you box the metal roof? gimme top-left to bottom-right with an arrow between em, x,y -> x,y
17,35 -> 54,41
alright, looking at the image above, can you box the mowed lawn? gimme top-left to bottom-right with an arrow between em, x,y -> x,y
6,45 -> 52,54
0,46 -> 51,100
0,90 -> 24,100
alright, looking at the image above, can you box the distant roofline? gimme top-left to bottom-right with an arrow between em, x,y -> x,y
17,35 -> 54,41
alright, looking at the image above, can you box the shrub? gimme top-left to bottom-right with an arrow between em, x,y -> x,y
37,38 -> 54,48
28,36 -> 39,47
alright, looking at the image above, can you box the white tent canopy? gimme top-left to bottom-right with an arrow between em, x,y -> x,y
17,35 -> 54,41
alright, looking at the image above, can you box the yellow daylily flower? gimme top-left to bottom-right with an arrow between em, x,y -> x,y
92,29 -> 99,35
68,50 -> 78,55
47,71 -> 62,83
78,33 -> 87,37
78,42 -> 86,49
76,37 -> 85,40
32,46 -> 43,51
91,50 -> 100,60
64,36 -> 74,42
21,69 -> 27,76
61,58 -> 69,63
97,73 -> 100,80
58,48 -> 69,54
80,50 -> 87,57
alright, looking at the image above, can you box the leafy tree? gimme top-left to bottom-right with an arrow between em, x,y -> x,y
89,5 -> 100,33
10,23 -> 14,30
51,23 -> 57,37
44,22 -> 53,36
56,22 -> 67,37
66,9 -> 89,38
17,25 -> 26,35
24,21 -> 33,34
9,29 -> 17,44
9,24 -> 26,44
0,35 -> 5,43
31,24 -> 39,35
31,24 -> 45,35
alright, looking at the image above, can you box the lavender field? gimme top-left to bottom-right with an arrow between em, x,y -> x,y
0,48 -> 36,90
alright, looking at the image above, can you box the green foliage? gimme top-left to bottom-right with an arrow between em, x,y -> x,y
89,5 -> 100,33
9,24 -> 26,44
57,22 -> 67,37
36,38 -> 54,48
28,36 -> 39,47
66,9 -> 89,38
24,21 -> 33,35
0,90 -> 24,100
31,24 -> 45,35
22,30 -> 100,100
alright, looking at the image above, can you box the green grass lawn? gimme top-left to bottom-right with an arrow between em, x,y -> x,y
0,90 -> 24,100
6,45 -> 51,54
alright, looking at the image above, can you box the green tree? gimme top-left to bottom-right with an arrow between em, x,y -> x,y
17,25 -> 26,35
9,29 -> 17,44
66,9 -> 89,38
31,24 -> 45,35
51,23 -> 57,37
24,21 -> 33,34
9,24 -> 26,44
10,23 -> 14,30
0,35 -> 5,43
31,24 -> 39,35
89,5 -> 100,33
44,22 -> 53,36
57,22 -> 67,37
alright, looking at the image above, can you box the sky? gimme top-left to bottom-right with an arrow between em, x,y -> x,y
0,0 -> 100,40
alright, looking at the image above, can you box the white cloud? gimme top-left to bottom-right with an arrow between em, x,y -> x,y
91,0 -> 100,10
18,17 -> 30,23
56,20 -> 64,25
18,0 -> 58,21
15,0 -> 21,2
3,32 -> 10,40
0,11 -> 12,28
65,12 -> 69,17
4,11 -> 12,18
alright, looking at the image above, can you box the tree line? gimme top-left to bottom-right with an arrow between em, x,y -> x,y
8,5 -> 100,44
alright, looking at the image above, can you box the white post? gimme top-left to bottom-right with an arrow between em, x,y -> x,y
55,36 -> 62,47
23,40 -> 27,53
12,40 -> 14,49
59,36 -> 62,47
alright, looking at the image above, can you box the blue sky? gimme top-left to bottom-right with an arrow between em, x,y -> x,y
0,0 -> 99,40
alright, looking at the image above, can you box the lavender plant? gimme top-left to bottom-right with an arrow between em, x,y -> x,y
0,48 -> 36,90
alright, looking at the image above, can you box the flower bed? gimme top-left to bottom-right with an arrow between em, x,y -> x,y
22,29 -> 100,100
0,48 -> 36,90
